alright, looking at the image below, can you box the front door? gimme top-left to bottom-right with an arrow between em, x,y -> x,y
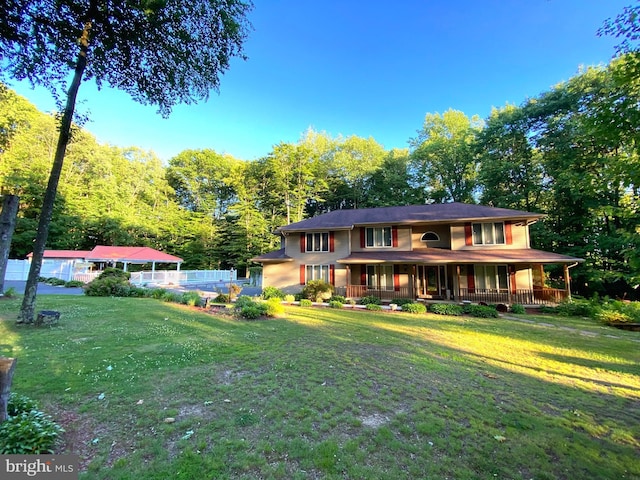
417,265 -> 443,297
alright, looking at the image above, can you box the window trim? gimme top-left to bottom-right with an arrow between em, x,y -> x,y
471,222 -> 506,246
365,226 -> 393,248
420,231 -> 440,242
306,232 -> 330,252
474,264 -> 509,291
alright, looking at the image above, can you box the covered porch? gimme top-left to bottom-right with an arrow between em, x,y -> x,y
336,249 -> 582,306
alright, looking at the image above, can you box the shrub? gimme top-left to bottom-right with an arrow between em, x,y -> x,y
539,305 -> 558,314
510,304 -> 526,314
299,299 -> 313,307
0,393 -> 63,454
329,300 -> 343,309
182,291 -> 202,306
162,291 -> 183,303
64,280 -> 85,288
329,295 -> 346,303
228,283 -> 242,299
555,298 -> 596,317
264,298 -> 285,317
46,277 -> 66,286
394,298 -> 414,307
97,268 -> 131,280
463,304 -> 499,318
402,303 -> 427,314
151,288 -> 168,299
84,276 -> 131,297
214,293 -> 231,303
360,295 -> 381,306
235,297 -> 269,319
2,287 -> 17,298
301,279 -> 334,302
262,286 -> 285,300
429,303 -> 463,316
366,303 -> 383,311
595,300 -> 640,324
283,294 -> 295,303
234,295 -> 256,310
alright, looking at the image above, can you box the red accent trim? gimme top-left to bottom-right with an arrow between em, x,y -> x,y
300,264 -> 306,285
392,226 -> 398,247
393,265 -> 400,291
300,233 -> 306,253
329,231 -> 335,252
467,265 -> 475,293
505,221 -> 513,245
360,266 -> 367,286
360,228 -> 366,248
465,223 -> 473,246
330,264 -> 335,285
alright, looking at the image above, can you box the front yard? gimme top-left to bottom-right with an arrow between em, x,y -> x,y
0,296 -> 638,479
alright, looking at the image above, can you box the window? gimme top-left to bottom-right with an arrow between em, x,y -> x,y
367,265 -> 394,291
475,265 -> 508,290
306,232 -> 330,252
305,264 -> 330,283
472,222 -> 505,245
420,231 -> 440,242
366,227 -> 392,247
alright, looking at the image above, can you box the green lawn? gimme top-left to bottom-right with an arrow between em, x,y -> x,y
0,296 -> 638,480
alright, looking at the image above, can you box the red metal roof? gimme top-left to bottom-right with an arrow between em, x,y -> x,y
36,250 -> 92,259
87,246 -> 182,263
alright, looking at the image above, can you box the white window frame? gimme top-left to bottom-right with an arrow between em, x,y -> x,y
305,264 -> 330,283
472,222 -> 505,245
475,265 -> 509,291
306,232 -> 330,252
365,226 -> 392,248
420,231 -> 440,242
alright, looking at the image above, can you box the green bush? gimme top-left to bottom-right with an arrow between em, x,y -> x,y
0,393 -> 63,454
595,300 -> 640,324
299,299 -> 313,307
463,304 -> 499,318
182,291 -> 202,306
2,287 -> 17,298
402,303 -> 427,314
214,293 -> 231,303
301,279 -> 334,302
84,276 -> 131,297
539,305 -> 558,314
283,294 -> 296,303
360,295 -> 381,305
329,300 -> 343,309
366,303 -> 382,311
262,286 -> 285,300
329,295 -> 346,303
45,277 -> 66,286
151,288 -> 168,299
555,298 -> 596,317
162,291 -> 183,303
97,268 -> 131,280
394,298 -> 414,307
64,280 -> 85,288
429,303 -> 463,316
510,304 -> 526,314
234,296 -> 268,319
264,298 -> 285,317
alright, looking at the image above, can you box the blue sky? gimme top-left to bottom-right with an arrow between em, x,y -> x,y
8,0 -> 630,162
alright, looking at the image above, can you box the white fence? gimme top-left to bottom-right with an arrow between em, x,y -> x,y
4,259 -> 237,287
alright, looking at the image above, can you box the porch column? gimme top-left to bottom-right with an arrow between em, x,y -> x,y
411,264 -> 416,299
346,265 -> 351,297
564,264 -> 572,301
456,265 -> 461,301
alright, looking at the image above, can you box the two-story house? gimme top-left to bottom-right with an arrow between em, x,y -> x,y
252,203 -> 584,305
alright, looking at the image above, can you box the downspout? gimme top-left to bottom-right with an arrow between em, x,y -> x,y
564,262 -> 579,301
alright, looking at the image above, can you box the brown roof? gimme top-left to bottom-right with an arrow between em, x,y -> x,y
277,202 -> 543,233
250,249 -> 293,264
337,248 -> 583,265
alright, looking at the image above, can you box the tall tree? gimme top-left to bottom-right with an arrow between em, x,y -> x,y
0,0 -> 253,322
409,109 -> 482,203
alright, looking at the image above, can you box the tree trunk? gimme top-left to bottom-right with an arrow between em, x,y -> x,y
18,24 -> 91,323
0,357 -> 17,422
0,195 -> 19,294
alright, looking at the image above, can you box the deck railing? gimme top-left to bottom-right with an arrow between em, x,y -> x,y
339,285 -> 413,301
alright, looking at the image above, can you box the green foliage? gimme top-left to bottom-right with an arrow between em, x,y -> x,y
234,296 -> 268,320
463,304 -> 499,318
329,300 -> 343,309
97,268 -> 131,281
510,304 -> 526,314
393,298 -> 414,306
2,287 -> 17,298
45,277 -> 67,286
366,304 -> 382,311
329,295 -> 346,303
262,286 -> 284,300
301,280 -> 334,302
84,276 -> 132,297
264,298 -> 285,318
214,293 -> 231,304
554,298 -> 597,317
429,303 -> 463,316
182,291 -> 202,307
595,300 -> 640,324
151,288 -> 168,299
299,299 -> 313,307
162,291 -> 184,303
64,280 -> 84,288
359,295 -> 382,305
0,393 -> 63,454
283,294 -> 295,303
402,303 -> 427,314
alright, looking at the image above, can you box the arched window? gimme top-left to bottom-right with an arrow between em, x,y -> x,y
420,231 -> 440,242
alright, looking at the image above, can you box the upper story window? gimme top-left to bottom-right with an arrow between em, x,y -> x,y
420,231 -> 440,242
472,222 -> 505,245
306,232 -> 330,252
366,226 -> 392,248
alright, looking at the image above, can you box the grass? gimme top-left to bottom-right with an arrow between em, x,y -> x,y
0,295 -> 638,480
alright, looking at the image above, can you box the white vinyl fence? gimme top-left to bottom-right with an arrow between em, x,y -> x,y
5,259 -> 77,281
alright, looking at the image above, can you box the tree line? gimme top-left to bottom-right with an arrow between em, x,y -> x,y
1,53 -> 639,299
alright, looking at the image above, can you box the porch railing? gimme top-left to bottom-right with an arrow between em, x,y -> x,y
339,285 -> 413,301
457,288 -> 568,305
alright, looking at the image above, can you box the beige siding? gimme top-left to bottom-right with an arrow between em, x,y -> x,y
412,225 -> 451,249
451,222 -> 531,250
350,226 -> 411,252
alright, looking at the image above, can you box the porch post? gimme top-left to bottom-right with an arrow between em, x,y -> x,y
564,264 -> 572,301
456,265 -> 461,301
346,265 -> 351,297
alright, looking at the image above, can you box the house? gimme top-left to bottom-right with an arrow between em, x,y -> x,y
251,202 -> 584,305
